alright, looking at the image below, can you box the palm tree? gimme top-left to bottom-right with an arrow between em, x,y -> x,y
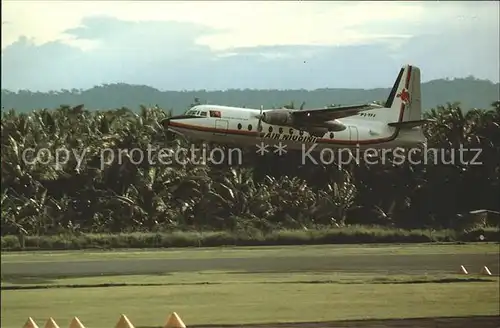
1,100 -> 498,235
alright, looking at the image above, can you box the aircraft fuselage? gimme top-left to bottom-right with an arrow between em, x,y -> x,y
163,64 -> 427,152
165,105 -> 425,152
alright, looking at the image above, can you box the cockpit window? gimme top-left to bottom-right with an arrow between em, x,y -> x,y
184,109 -> 208,117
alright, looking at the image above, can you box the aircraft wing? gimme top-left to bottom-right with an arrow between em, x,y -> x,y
289,103 -> 382,123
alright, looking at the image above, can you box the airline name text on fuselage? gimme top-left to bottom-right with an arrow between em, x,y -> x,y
263,132 -> 318,143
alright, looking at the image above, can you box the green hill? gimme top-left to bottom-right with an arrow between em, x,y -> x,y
2,76 -> 498,113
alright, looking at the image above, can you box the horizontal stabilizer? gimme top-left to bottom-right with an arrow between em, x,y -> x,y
388,119 -> 431,129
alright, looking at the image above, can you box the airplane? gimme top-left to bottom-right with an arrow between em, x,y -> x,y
161,64 -> 429,152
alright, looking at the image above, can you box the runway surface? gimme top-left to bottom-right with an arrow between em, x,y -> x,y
185,316 -> 500,328
2,253 -> 499,279
2,248 -> 499,328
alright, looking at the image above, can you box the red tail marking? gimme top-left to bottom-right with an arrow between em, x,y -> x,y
397,88 -> 410,104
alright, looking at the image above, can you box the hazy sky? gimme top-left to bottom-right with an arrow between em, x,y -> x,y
2,1 -> 499,91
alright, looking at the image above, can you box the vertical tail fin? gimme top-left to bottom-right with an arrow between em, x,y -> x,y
374,65 -> 422,124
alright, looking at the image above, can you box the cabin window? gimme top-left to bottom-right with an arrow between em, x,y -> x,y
209,110 -> 221,118
268,126 -> 273,133
248,124 -> 253,131
329,132 -> 334,139
200,111 -> 207,117
289,128 -> 293,135
237,123 -> 242,130
278,127 -> 283,134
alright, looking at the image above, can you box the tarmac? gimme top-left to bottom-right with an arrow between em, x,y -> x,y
2,251 -> 499,328
2,253 -> 499,279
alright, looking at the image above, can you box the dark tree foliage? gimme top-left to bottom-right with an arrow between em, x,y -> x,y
1,101 -> 499,236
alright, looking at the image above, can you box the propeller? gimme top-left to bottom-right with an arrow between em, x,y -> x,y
256,105 -> 264,133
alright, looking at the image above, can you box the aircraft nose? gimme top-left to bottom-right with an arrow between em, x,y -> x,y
161,118 -> 170,128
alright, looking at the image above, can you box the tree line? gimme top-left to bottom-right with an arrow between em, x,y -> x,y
2,76 -> 499,114
1,100 -> 499,238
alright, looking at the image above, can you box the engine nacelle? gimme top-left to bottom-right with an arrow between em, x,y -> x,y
324,120 -> 347,132
306,122 -> 346,137
261,110 -> 294,126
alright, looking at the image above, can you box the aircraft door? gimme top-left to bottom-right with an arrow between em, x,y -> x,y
348,126 -> 359,143
214,119 -> 229,135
